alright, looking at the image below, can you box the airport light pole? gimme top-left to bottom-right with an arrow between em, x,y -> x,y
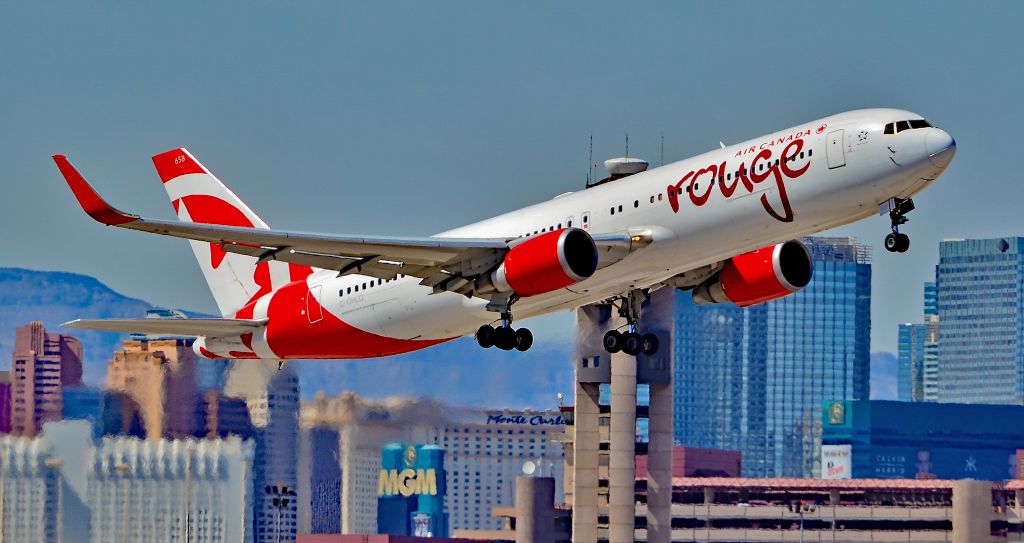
788,500 -> 816,543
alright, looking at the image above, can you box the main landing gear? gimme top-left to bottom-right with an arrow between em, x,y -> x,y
602,289 -> 660,357
476,306 -> 533,352
883,197 -> 914,253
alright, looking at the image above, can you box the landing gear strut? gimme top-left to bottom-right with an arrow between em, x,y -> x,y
476,300 -> 533,352
883,197 -> 914,253
602,289 -> 660,356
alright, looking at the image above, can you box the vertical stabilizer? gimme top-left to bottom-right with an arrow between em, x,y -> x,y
152,148 -> 310,318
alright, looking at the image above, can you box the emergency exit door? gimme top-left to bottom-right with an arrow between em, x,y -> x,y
827,129 -> 846,169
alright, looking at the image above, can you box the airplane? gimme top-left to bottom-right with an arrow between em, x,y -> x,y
54,108 -> 956,360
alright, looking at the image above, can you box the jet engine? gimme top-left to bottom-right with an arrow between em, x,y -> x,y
692,240 -> 812,307
485,228 -> 598,297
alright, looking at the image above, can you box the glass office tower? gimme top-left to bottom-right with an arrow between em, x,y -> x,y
936,238 -> 1024,404
897,323 -> 927,402
674,237 -> 871,477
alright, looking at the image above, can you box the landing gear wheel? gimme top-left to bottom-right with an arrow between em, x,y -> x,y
895,233 -> 910,253
884,233 -> 900,253
641,333 -> 660,356
514,328 -> 533,352
885,232 -> 911,253
603,330 -> 623,353
476,325 -> 495,349
622,332 -> 642,356
494,327 -> 515,351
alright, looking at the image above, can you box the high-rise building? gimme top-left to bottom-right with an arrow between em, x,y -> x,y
763,237 -> 871,478
898,281 -> 941,403
0,420 -> 255,543
897,323 -> 927,402
936,237 -> 1024,404
673,237 -> 871,478
0,371 -> 11,433
225,360 -> 300,543
106,338 -> 201,440
10,321 -> 83,437
298,426 -> 341,534
672,296 -> 751,456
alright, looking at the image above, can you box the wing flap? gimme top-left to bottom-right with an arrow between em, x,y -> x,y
62,318 -> 266,337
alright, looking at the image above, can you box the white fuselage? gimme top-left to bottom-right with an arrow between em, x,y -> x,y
284,108 -> 951,348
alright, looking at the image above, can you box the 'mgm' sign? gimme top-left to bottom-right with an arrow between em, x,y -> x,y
378,468 -> 438,497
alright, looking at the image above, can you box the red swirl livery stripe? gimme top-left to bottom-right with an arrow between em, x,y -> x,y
264,281 -> 453,359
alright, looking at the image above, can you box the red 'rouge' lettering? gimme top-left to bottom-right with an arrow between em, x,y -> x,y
665,136 -> 813,224
667,170 -> 694,213
689,164 -> 717,206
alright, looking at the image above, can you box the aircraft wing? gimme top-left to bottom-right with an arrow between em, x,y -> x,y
62,317 -> 266,337
54,154 -> 651,296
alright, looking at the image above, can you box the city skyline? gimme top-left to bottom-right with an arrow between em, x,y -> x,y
3,3 -> 1022,354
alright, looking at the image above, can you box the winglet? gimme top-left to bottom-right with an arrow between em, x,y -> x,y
52,155 -> 138,226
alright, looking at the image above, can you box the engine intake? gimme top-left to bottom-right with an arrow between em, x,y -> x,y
489,228 -> 598,297
693,240 -> 812,307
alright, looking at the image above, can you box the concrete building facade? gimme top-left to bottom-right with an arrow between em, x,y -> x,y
10,321 -> 83,437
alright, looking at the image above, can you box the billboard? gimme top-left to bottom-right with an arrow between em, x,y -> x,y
821,444 -> 852,479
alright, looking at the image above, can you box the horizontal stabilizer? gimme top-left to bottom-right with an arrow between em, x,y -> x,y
61,318 -> 266,337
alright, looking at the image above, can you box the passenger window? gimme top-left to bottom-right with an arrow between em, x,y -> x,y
657,193 -> 663,201
618,205 -> 622,212
610,207 -> 615,215
558,223 -> 562,229
727,173 -> 731,180
808,149 -> 813,156
567,220 -> 572,227
355,285 -> 359,292
800,152 -> 805,159
634,200 -> 639,208
347,287 -> 351,294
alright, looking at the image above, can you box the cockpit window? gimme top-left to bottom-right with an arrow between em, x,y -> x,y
884,119 -> 933,135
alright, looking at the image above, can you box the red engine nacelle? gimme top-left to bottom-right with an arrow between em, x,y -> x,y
693,240 -> 813,307
489,228 -> 598,297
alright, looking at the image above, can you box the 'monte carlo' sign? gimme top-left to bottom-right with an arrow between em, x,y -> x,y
485,413 -> 566,426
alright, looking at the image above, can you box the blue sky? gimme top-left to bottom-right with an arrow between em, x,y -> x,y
2,2 -> 1020,353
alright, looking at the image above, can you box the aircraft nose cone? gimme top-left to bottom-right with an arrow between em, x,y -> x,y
925,128 -> 956,168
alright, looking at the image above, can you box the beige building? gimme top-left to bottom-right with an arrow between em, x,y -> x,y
106,339 -> 200,440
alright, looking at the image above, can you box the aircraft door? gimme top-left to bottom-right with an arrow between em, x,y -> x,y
581,211 -> 591,230
827,129 -> 846,169
306,284 -> 324,324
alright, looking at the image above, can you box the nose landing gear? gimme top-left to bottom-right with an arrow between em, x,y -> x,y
883,197 -> 914,253
601,289 -> 660,356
